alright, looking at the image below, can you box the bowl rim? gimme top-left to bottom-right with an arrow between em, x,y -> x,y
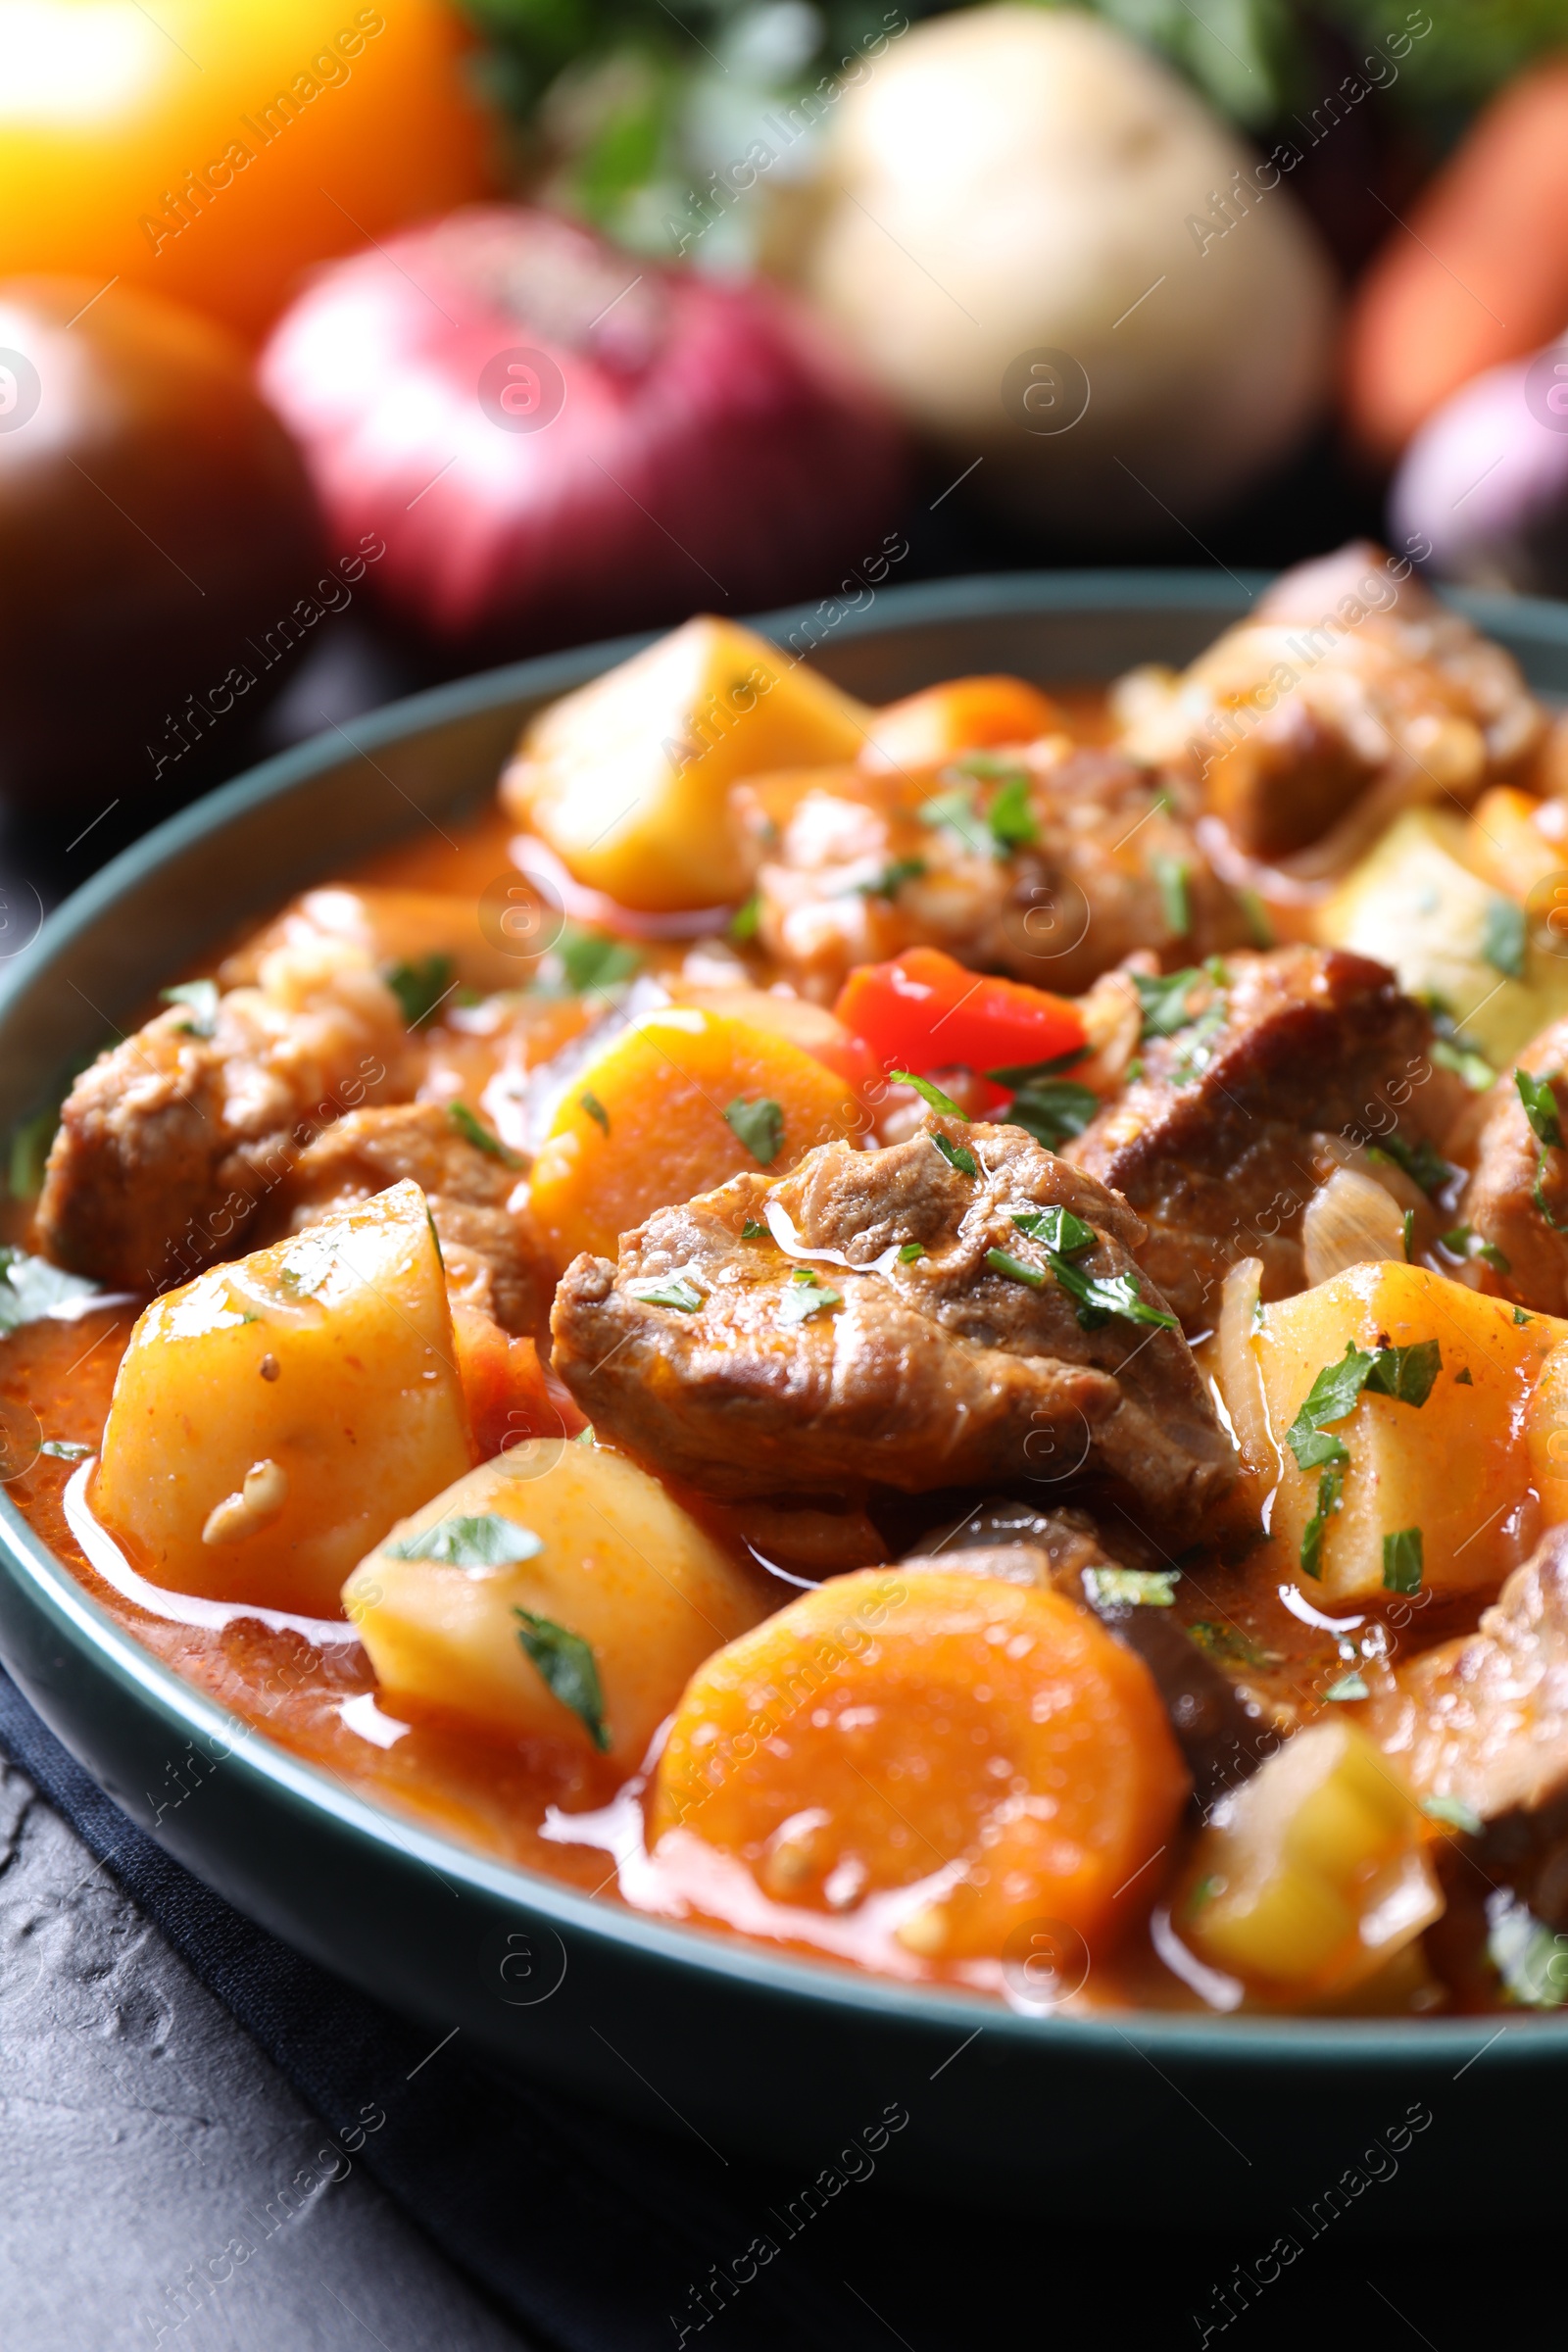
4,564 -> 1565,2070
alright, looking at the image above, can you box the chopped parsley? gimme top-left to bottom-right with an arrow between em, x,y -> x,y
853,856 -> 926,900
515,1608 -> 611,1751
1516,1306 -> 1533,1325
1516,1067 -> 1568,1231
1152,853 -> 1192,938
1455,1366 -> 1474,1385
918,784 -> 989,856
161,978 -> 220,1038
1483,895 -> 1528,980
1441,1223 -> 1511,1276
383,954 -> 455,1030
1188,1621 -> 1280,1671
985,1247 -> 1046,1289
0,1249 -> 101,1334
1423,1793 -> 1483,1836
1087,1565 -> 1180,1607
579,1090 -> 610,1134
777,1266 -> 842,1326
558,924 -> 641,995
932,1133 -> 980,1179
1431,1034 -> 1496,1092
1237,886 -> 1275,949
1325,1668 -> 1369,1702
729,894 -> 761,943
1045,1251 -> 1179,1334
724,1095 -> 785,1166
741,1218 -> 768,1240
987,1048 -> 1099,1151
986,773 -> 1038,853
1284,1340 -> 1441,1474
1011,1204 -> 1095,1255
1402,1207 -> 1415,1263
891,1070 -> 969,1120
448,1102 -> 523,1167
1169,1000 -> 1229,1087
1299,1461 -> 1345,1580
1368,1134 -> 1450,1196
39,1439 -> 92,1461
1382,1526 -> 1424,1594
632,1277 -> 705,1312
898,1241 -> 926,1262
1132,967 -> 1202,1040
385,1512 -> 544,1568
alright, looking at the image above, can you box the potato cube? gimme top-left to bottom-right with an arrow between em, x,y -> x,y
1319,808 -> 1568,1064
501,616 -> 873,910
1180,1720 -> 1441,1998
93,1181 -> 472,1617
527,1004 -> 861,1269
343,1443 -> 770,1767
1254,1261 -> 1567,1604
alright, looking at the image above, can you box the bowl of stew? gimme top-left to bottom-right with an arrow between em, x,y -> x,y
5,555 -> 1568,2227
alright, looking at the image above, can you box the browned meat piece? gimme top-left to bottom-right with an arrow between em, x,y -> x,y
1448,1015 -> 1568,1314
276,1102 -> 548,1336
733,743 -> 1248,1002
35,939 -> 414,1295
903,1497 -> 1270,1812
552,1116 -> 1237,1540
1117,541 -> 1544,870
1067,946 -> 1460,1328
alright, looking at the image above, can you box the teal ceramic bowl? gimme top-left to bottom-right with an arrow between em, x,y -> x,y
3,572 -> 1566,2230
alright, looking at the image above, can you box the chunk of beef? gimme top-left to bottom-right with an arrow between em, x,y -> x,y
733,742 -> 1247,1003
904,1497 -> 1270,1813
1117,541 -> 1544,867
35,938 -> 413,1294
1067,946 -> 1459,1328
276,1102 -> 547,1336
1449,1015 -> 1568,1314
552,1117 -> 1237,1540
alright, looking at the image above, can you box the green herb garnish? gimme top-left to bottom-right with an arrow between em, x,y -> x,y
0,1249 -> 101,1334
9,1108 -> 57,1201
1431,1035 -> 1495,1092
890,1070 -> 968,1120
918,786 -> 989,856
729,894 -> 761,944
1423,1794 -> 1483,1836
1132,967 -> 1201,1039
1237,886 -> 1274,949
724,1095 -> 784,1166
1189,1621 -> 1279,1671
1012,1204 -> 1096,1254
1299,1461 -> 1345,1580
988,1050 -> 1101,1151
1169,1000 -> 1229,1087
39,1439 -> 92,1461
987,773 -> 1037,852
558,925 -> 641,995
632,1277 -> 704,1312
1382,1526 -> 1424,1595
854,856 -> 926,900
931,1133 -> 980,1179
777,1266 -> 842,1325
1402,1207 -> 1415,1263
741,1218 -> 768,1239
1046,1252 -> 1179,1334
1489,1897 -> 1568,2009
1456,1365 -> 1474,1385
1152,853 -> 1192,938
448,1102 -> 523,1167
579,1090 -> 610,1134
385,1512 -> 544,1568
384,955 -> 455,1030
1087,1566 -> 1179,1607
1285,1339 -> 1442,1475
515,1608 -> 611,1751
1325,1669 -> 1369,1702
1369,1135 -> 1450,1197
986,1247 -> 1045,1289
1483,895 -> 1528,980
161,978 -> 220,1038
1517,1067 -> 1563,1150
1441,1224 -> 1511,1275
898,1241 -> 926,1262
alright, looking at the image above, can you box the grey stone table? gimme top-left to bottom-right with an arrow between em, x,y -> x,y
0,1756 -> 529,2352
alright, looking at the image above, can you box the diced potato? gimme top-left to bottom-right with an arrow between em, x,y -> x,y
1318,808 -> 1568,1064
344,1444 -> 770,1768
650,1568 -> 1189,1963
1526,1336 -> 1568,1526
1179,1721 -> 1442,1999
94,1182 -> 472,1617
501,617 -> 874,911
857,675 -> 1063,772
1253,1260 -> 1567,1604
526,1004 -> 862,1269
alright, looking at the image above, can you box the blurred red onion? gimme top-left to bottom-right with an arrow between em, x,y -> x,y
1390,342 -> 1568,593
259,207 -> 908,653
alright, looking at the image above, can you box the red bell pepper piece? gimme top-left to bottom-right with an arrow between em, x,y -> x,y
834,947 -> 1086,1108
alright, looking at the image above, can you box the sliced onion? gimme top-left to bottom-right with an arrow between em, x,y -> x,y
1215,1255 -> 1278,1485
1300,1166 -> 1407,1288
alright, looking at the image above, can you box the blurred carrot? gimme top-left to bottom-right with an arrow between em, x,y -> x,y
1346,61 -> 1568,462
858,675 -> 1063,771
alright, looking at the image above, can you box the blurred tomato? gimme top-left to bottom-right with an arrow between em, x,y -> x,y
0,1 -> 493,341
0,277 -> 321,806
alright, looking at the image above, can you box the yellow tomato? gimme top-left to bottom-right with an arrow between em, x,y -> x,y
0,1 -> 493,338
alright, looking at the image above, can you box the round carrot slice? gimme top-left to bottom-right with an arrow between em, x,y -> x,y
651,1567 -> 1189,1963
